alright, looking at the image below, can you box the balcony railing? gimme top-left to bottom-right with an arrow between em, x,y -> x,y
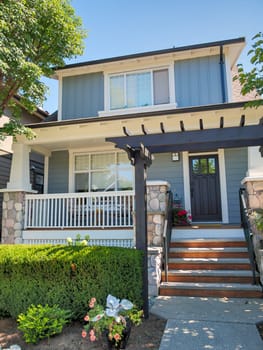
24,191 -> 135,229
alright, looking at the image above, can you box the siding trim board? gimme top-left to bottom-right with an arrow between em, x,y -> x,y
27,101 -> 253,129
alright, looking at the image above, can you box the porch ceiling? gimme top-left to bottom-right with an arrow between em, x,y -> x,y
22,103 -> 263,155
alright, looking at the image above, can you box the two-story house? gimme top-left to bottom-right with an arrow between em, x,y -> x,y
1,37 -> 262,247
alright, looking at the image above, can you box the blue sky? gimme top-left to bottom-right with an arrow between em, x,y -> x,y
43,0 -> 263,113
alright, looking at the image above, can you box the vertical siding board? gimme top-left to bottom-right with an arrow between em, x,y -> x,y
48,151 -> 69,193
174,55 -> 227,107
62,72 -> 104,119
225,148 -> 248,223
147,153 -> 185,206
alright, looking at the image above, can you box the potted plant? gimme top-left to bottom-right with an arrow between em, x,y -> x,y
82,294 -> 143,349
172,207 -> 192,226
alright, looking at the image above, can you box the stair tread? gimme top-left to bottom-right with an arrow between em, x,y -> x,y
169,258 -> 250,263
170,247 -> 248,252
164,270 -> 256,276
160,281 -> 262,291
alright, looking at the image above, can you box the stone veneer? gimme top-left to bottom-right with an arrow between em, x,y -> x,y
1,191 -> 26,244
147,180 -> 170,247
242,177 -> 263,285
146,181 -> 170,296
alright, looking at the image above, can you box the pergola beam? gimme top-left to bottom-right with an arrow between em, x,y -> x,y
107,124 -> 263,154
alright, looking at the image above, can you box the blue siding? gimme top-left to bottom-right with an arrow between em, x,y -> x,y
148,153 -> 185,206
225,148 -> 248,223
62,73 -> 104,120
174,55 -> 227,107
48,151 -> 69,193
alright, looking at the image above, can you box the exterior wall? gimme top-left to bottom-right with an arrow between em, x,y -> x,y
225,148 -> 248,223
174,55 -> 227,107
147,153 -> 184,205
62,72 -> 104,119
48,151 -> 69,193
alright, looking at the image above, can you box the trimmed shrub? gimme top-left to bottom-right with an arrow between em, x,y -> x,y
0,245 -> 143,319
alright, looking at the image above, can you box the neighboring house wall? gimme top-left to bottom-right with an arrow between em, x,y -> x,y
174,55 -> 227,107
225,147 -> 248,223
62,72 -> 104,119
48,151 -> 69,193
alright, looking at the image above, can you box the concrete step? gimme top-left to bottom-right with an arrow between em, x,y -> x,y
159,281 -> 263,298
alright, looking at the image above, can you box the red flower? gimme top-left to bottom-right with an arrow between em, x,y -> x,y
81,330 -> 87,338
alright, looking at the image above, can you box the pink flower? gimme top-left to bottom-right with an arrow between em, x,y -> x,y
114,333 -> 121,341
81,330 -> 87,338
84,315 -> 89,321
90,335 -> 96,342
89,329 -> 95,336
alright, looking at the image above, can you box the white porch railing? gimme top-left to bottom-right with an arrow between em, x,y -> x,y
24,191 -> 135,229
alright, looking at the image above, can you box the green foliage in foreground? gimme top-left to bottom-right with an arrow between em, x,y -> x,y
0,245 -> 143,319
17,304 -> 71,344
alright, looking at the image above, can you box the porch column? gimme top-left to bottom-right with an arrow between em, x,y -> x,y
7,142 -> 32,191
1,143 -> 34,243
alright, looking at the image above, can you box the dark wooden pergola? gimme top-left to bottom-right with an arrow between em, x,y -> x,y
106,115 -> 263,318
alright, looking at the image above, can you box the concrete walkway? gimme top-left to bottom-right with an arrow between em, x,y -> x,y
150,296 -> 263,350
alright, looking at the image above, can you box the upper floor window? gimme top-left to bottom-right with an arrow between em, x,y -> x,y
109,68 -> 170,110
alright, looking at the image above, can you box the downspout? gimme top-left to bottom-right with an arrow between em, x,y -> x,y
219,45 -> 227,103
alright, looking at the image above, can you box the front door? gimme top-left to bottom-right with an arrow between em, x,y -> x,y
189,155 -> 222,222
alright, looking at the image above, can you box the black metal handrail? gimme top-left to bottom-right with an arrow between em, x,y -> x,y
163,191 -> 173,282
239,188 -> 258,284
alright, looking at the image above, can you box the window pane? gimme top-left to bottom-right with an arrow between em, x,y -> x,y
110,75 -> 125,109
91,171 -> 115,191
75,155 -> 89,171
153,69 -> 169,104
117,153 -> 129,166
91,153 -> 115,170
127,72 -> 151,107
117,168 -> 133,190
75,173 -> 89,192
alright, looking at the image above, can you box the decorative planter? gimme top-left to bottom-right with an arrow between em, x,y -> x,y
106,318 -> 132,349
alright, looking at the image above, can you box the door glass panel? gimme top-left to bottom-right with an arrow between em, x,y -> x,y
200,158 -> 208,174
192,159 -> 200,174
208,158 -> 216,174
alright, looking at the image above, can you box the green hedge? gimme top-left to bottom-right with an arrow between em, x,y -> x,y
0,245 -> 143,319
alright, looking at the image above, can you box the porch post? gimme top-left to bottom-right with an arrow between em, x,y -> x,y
134,149 -> 149,319
7,142 -> 32,191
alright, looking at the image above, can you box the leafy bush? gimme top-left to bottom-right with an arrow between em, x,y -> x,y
0,245 -> 143,319
17,304 -> 71,344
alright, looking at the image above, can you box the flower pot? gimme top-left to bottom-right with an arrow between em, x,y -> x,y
106,318 -> 131,349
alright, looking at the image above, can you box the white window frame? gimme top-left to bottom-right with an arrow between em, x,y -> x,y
100,64 -> 176,116
70,151 -> 134,193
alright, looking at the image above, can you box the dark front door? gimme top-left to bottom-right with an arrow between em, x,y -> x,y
189,155 -> 222,222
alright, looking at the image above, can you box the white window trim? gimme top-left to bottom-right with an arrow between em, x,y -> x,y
69,149 -> 134,193
100,64 -> 176,117
183,149 -> 229,223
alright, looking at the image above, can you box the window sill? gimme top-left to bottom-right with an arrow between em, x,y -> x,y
98,103 -> 177,118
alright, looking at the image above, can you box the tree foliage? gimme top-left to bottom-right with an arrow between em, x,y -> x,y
235,32 -> 263,108
0,0 -> 86,139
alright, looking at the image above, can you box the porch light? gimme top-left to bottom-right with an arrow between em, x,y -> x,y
171,152 -> 180,161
